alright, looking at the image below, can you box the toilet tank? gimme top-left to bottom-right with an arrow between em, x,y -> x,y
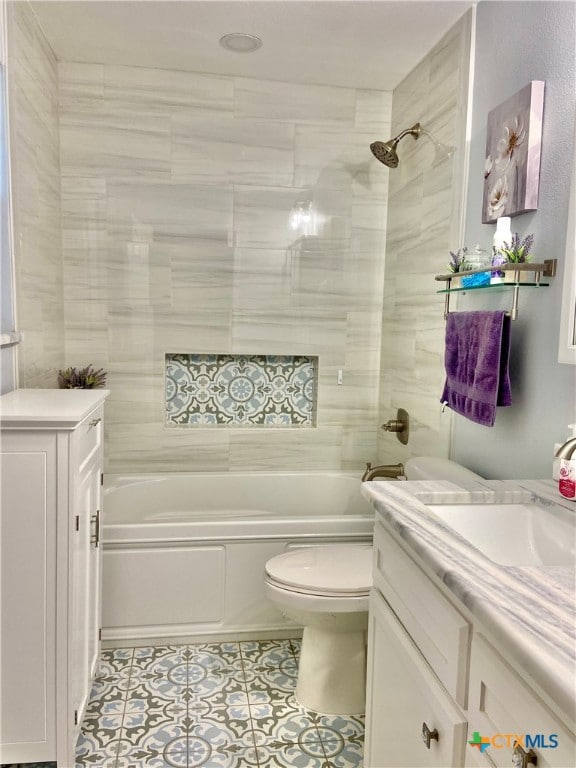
404,456 -> 484,482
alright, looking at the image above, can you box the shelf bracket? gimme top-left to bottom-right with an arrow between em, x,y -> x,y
443,278 -> 452,319
510,285 -> 520,320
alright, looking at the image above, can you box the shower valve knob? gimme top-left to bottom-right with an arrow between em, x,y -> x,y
381,419 -> 403,432
380,408 -> 409,445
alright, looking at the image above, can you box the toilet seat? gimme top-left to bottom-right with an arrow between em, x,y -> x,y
264,544 -> 372,713
265,545 -> 372,598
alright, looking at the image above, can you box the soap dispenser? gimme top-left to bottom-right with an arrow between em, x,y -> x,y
555,436 -> 576,501
553,424 -> 576,480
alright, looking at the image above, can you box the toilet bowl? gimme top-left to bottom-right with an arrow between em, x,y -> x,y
264,457 -> 484,716
264,544 -> 372,715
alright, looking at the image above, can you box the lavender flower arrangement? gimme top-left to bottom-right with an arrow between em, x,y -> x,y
58,364 -> 107,389
447,247 -> 468,273
500,233 -> 534,263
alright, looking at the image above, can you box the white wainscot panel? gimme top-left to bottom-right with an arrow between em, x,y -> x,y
102,546 -> 225,629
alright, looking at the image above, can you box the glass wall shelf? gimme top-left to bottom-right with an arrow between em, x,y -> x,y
434,259 -> 557,320
436,281 -> 550,294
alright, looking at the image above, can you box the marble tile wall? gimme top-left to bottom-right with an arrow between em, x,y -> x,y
7,1 -> 64,387
377,11 -> 472,466
58,62 -> 392,471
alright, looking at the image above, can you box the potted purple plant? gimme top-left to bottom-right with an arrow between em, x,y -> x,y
446,247 -> 468,286
500,233 -> 535,282
58,364 -> 107,389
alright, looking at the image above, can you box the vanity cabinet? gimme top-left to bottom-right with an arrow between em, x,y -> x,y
365,590 -> 467,767
0,389 -> 108,766
366,518 -> 576,768
365,521 -> 469,767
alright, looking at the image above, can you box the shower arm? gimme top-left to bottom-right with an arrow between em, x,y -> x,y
394,124 -> 422,144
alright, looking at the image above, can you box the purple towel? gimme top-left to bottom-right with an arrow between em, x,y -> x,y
440,311 -> 512,427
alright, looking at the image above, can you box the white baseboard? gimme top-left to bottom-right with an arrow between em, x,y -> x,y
102,624 -> 303,648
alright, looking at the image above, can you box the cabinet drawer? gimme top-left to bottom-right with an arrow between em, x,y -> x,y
365,590 -> 467,768
466,634 -> 576,768
76,406 -> 103,472
373,521 -> 470,706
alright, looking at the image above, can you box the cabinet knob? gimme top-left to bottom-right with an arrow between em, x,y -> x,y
512,742 -> 537,768
421,722 -> 439,749
89,417 -> 101,429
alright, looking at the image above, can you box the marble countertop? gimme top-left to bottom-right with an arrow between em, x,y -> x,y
361,478 -> 575,723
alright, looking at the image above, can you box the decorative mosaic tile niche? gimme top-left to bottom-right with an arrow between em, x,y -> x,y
165,354 -> 318,427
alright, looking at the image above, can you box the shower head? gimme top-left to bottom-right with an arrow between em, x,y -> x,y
370,122 -> 422,168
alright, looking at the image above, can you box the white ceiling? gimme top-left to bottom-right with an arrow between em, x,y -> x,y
30,0 -> 474,90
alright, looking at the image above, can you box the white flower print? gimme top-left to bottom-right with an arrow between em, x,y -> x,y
487,174 -> 509,219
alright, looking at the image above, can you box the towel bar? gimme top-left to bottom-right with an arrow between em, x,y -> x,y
442,286 -> 516,320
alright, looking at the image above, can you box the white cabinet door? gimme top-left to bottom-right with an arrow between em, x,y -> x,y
365,590 -> 467,768
86,463 -> 102,683
69,460 -> 101,743
0,433 -> 57,764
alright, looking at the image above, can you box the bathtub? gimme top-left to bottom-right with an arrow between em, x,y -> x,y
102,471 -> 375,645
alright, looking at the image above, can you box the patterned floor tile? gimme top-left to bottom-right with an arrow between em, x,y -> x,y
254,741 -> 329,767
117,722 -> 189,757
314,714 -> 365,744
84,688 -> 126,719
75,755 -> 120,768
131,648 -> 190,675
132,645 -> 194,661
114,748 -> 189,768
120,690 -> 189,746
244,677 -> 296,707
77,641 -> 365,768
191,647 -> 243,672
240,640 -> 296,668
128,652 -> 192,700
244,663 -> 298,695
316,715 -> 364,768
321,738 -> 364,767
75,734 -> 122,766
99,648 -> 134,669
289,639 -> 301,658
250,702 -> 320,745
187,744 -> 260,767
79,698 -> 126,751
191,704 -> 255,745
192,642 -> 242,665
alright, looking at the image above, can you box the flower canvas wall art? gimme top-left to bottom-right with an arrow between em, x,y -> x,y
482,81 -> 545,223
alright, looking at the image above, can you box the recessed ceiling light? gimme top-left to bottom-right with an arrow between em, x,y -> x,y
219,33 -> 263,54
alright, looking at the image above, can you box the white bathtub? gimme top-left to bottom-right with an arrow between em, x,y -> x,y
102,472 -> 375,645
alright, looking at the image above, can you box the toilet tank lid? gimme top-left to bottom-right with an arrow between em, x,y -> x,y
404,456 -> 484,482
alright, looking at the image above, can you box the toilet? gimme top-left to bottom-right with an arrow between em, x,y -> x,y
264,456 -> 484,715
265,544 -> 372,715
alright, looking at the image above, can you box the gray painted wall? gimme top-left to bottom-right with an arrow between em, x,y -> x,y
452,1 -> 576,478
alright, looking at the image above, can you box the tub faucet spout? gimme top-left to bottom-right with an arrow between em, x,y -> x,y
362,462 -> 405,482
555,437 -> 576,460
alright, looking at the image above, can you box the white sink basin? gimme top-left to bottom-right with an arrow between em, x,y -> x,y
426,503 -> 575,567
